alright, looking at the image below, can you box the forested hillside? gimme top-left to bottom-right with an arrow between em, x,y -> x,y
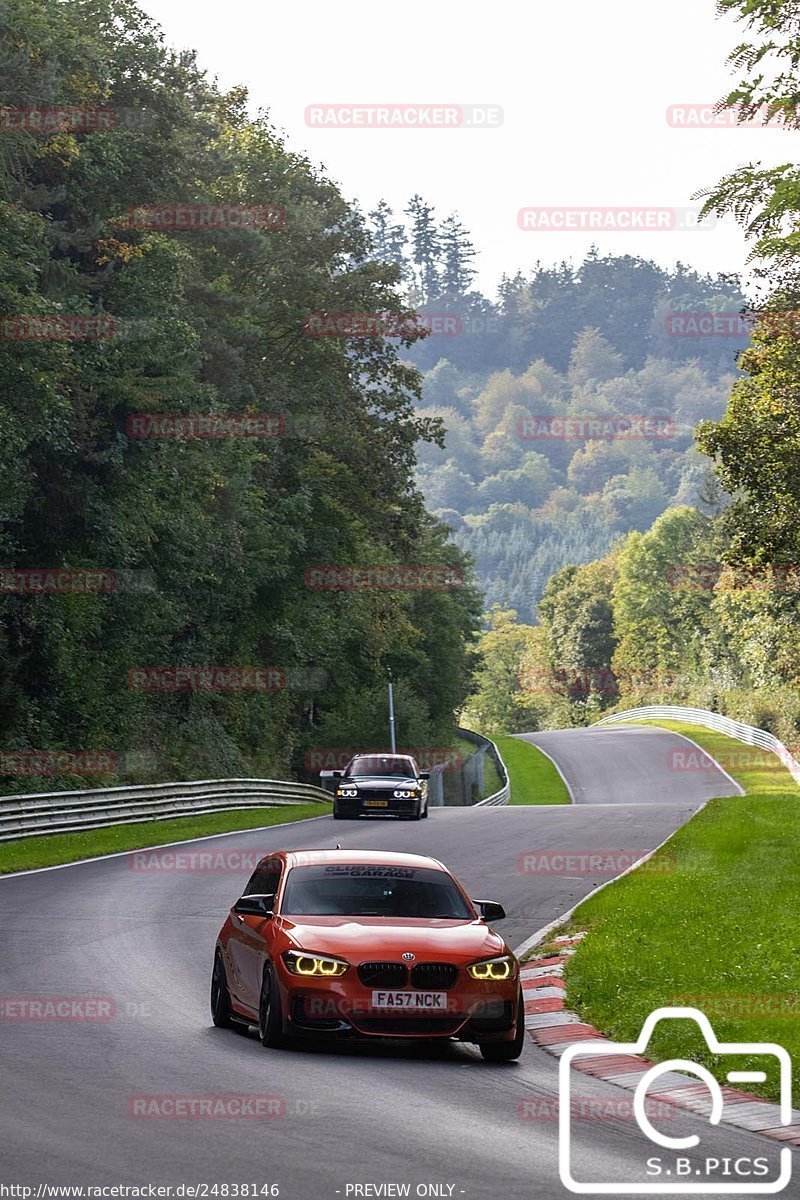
417,333 -> 737,618
0,0 -> 480,789
361,204 -> 751,620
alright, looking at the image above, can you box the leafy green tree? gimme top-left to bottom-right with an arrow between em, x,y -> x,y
611,507 -> 716,679
567,328 -> 625,389
0,0 -> 480,789
460,608 -> 540,734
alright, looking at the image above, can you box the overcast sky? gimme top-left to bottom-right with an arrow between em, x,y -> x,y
140,0 -> 798,296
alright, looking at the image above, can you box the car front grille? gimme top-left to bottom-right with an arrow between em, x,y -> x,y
410,962 -> 459,990
357,961 -> 408,988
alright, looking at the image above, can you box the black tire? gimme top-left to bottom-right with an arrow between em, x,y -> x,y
258,962 -> 288,1048
421,797 -> 429,818
211,949 -> 233,1029
478,990 -> 526,1062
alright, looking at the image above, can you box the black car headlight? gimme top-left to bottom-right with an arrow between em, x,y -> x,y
393,788 -> 419,798
336,787 -> 358,798
283,950 -> 350,977
467,954 -> 516,981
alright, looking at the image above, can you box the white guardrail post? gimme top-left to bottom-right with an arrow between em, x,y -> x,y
595,705 -> 800,787
0,777 -> 332,843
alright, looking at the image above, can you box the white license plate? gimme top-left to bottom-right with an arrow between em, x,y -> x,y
371,990 -> 448,1010
364,799 -> 388,807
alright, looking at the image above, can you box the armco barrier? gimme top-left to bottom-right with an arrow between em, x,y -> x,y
0,777 -> 332,842
595,705 -> 800,787
455,728 -> 510,806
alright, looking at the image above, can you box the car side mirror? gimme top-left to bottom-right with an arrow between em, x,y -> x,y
233,894 -> 274,918
474,899 -> 506,922
418,771 -> 430,780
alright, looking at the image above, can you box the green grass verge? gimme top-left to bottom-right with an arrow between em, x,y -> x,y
561,720 -> 800,1104
493,734 -> 570,805
0,803 -> 329,875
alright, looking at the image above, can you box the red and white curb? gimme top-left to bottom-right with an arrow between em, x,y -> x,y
521,933 -> 800,1144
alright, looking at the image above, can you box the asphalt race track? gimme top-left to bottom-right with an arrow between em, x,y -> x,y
518,724 -> 744,804
0,726 -> 789,1199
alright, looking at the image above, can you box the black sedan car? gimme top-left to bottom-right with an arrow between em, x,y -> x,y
331,753 -> 430,820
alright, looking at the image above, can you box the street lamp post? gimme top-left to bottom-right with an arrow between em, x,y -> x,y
387,669 -> 397,753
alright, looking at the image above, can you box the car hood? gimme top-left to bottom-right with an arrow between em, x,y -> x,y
278,916 -> 507,962
345,775 -> 418,791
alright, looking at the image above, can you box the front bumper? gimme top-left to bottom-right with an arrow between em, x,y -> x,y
334,795 -> 421,818
277,970 -> 519,1041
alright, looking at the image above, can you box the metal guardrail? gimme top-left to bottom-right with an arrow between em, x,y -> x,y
0,777 -> 332,842
595,705 -> 800,787
456,728 -> 510,806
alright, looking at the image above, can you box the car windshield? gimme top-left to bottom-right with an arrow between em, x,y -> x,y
346,755 -> 415,777
281,864 -> 473,918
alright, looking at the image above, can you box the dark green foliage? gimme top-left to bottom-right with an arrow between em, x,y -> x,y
0,0 -> 480,791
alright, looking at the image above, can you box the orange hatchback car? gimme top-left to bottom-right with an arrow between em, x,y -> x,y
211,848 -> 525,1061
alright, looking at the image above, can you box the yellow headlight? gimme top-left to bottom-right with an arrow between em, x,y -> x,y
284,951 -> 349,977
468,956 -> 514,981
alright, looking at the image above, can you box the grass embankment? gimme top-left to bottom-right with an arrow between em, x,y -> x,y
494,734 -> 571,805
554,719 -> 800,1104
0,803 -> 329,875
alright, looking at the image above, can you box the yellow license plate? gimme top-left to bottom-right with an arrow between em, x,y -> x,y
364,799 -> 389,807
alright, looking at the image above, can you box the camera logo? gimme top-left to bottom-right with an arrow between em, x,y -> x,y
559,1007 -> 792,1194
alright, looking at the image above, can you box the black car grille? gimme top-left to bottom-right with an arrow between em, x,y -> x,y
410,962 -> 459,990
357,961 -> 408,988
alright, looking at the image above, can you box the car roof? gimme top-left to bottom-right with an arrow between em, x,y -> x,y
281,848 -> 447,871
